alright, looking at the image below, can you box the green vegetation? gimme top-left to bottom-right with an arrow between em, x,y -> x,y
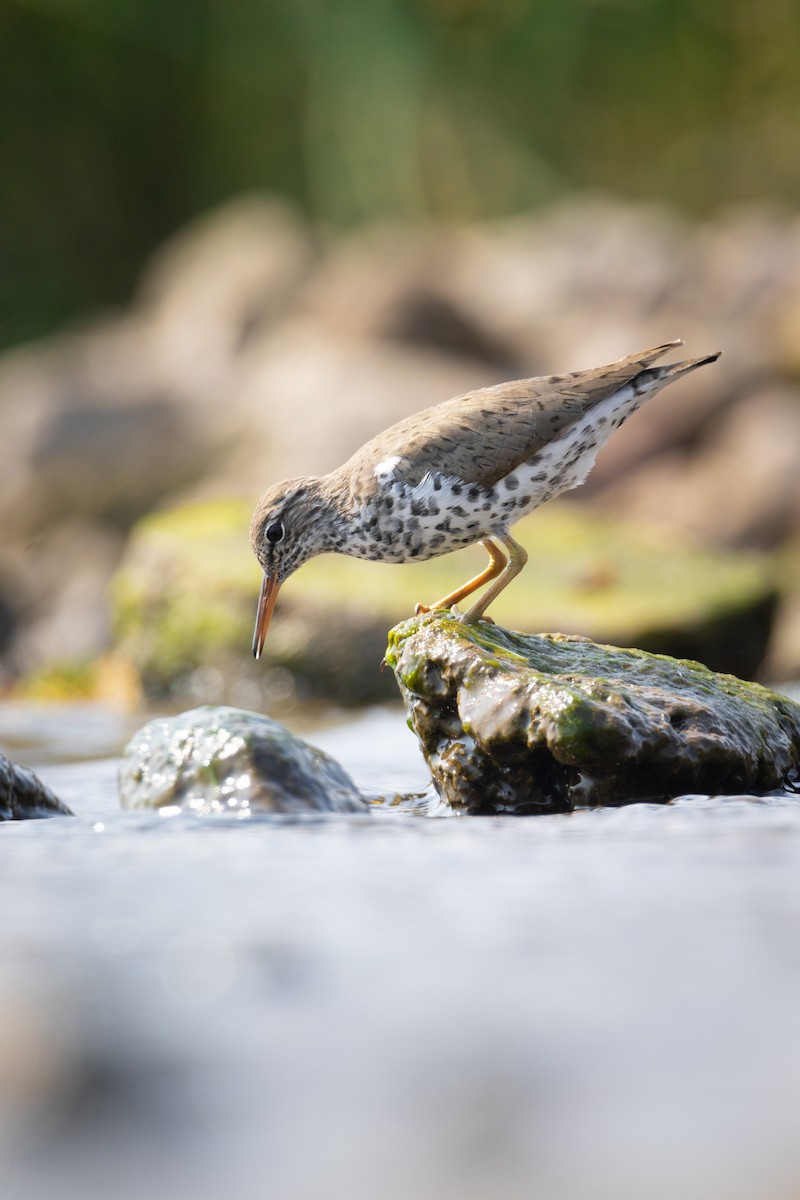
3,0 -> 800,346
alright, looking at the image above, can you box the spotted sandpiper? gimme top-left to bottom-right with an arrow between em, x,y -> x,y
250,341 -> 720,657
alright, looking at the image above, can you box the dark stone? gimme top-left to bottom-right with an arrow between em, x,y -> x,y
385,614 -> 800,815
384,290 -> 522,371
0,754 -> 72,820
120,706 -> 369,815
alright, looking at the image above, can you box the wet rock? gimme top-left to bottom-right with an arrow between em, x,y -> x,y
0,754 -> 72,820
119,706 -> 367,815
112,498 -> 778,706
385,614 -> 800,815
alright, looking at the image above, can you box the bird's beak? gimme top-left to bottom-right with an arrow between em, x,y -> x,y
252,572 -> 280,660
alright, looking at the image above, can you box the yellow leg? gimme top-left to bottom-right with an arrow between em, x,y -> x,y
415,539 -> 507,615
460,533 -> 528,624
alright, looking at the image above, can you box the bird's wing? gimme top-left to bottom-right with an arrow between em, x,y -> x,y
344,342 -> 682,490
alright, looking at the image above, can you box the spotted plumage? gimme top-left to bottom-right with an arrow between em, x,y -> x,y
250,341 -> 721,656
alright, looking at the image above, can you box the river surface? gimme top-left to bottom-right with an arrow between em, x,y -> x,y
2,698 -> 800,1200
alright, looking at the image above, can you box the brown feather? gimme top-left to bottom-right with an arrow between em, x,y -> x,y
328,342 -> 692,495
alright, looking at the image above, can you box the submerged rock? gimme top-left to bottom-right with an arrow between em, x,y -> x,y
0,754 -> 72,820
386,614 -> 800,815
119,706 -> 368,815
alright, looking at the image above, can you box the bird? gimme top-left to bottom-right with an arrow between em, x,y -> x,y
250,341 -> 721,658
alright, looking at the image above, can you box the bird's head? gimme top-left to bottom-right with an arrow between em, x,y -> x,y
249,476 -> 334,659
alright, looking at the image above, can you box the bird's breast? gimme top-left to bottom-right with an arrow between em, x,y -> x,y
342,467 -> 544,563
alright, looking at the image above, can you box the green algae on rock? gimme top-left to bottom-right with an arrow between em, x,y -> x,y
0,753 -> 72,820
120,706 -> 368,815
111,497 -> 776,705
386,614 -> 800,814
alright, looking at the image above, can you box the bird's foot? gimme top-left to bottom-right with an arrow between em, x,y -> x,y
414,602 -> 431,616
454,610 -> 495,625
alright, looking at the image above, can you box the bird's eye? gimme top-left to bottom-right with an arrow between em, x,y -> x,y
265,520 -> 285,544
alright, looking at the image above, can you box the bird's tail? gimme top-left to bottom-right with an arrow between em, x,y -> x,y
634,343 -> 722,392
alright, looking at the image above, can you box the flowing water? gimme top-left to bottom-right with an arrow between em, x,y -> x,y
2,698 -> 800,1200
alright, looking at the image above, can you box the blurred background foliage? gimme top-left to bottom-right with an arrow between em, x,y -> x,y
2,0 -> 800,350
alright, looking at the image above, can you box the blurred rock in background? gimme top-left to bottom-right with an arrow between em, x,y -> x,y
1,195 -> 799,699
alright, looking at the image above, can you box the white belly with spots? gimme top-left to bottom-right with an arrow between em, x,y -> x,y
346,381 -> 639,563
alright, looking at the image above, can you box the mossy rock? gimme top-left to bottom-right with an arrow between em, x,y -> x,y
385,613 -> 800,814
112,496 -> 777,704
